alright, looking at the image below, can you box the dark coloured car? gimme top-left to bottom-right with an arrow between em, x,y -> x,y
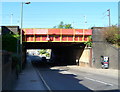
41,57 -> 47,62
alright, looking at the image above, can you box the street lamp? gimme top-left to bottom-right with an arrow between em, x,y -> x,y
20,2 -> 30,70
20,2 -> 30,45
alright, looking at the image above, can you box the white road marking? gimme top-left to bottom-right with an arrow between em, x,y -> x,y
34,66 -> 53,92
59,71 -> 74,74
84,77 -> 113,86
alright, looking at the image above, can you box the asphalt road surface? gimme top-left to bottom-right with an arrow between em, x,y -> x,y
29,55 -> 119,92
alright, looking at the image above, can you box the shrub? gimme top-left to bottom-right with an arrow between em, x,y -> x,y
102,26 -> 120,47
2,34 -> 20,53
84,36 -> 92,47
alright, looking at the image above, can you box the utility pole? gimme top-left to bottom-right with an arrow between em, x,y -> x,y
10,13 -> 13,25
84,15 -> 87,29
82,15 -> 87,41
107,9 -> 111,27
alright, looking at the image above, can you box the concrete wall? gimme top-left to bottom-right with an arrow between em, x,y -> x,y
0,50 -> 2,92
92,28 -> 118,69
79,47 -> 91,67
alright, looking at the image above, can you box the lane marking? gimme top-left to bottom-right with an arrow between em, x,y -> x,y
33,66 -> 53,92
84,77 -> 113,86
59,71 -> 74,74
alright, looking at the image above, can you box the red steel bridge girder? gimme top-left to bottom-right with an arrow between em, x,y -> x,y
22,28 -> 92,42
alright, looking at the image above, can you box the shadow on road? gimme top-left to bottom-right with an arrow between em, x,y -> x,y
28,55 -> 119,92
34,63 -> 120,92
34,64 -> 91,91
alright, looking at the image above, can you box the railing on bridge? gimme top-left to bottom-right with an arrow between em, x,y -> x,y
22,28 -> 92,42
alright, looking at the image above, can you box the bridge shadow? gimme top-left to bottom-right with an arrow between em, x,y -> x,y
34,63 -> 119,92
34,64 -> 92,92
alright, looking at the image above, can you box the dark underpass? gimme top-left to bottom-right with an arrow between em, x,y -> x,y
23,42 -> 86,66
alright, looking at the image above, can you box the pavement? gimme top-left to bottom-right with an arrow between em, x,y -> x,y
13,58 -> 46,90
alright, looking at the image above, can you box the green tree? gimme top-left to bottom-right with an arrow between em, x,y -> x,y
39,49 -> 47,54
64,24 -> 73,29
39,49 -> 51,57
58,21 -> 64,28
54,21 -> 73,29
46,52 -> 50,57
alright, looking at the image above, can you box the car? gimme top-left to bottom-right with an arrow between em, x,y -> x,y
41,57 -> 47,62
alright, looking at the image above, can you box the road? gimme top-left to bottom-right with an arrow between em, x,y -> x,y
29,55 -> 119,92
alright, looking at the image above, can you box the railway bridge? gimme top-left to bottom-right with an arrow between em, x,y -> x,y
22,28 -> 92,65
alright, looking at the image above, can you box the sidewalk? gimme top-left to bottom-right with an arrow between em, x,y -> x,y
67,65 -> 118,78
13,58 -> 46,90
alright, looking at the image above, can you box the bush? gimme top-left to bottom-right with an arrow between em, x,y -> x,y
102,26 -> 120,47
84,36 -> 92,47
2,34 -> 20,53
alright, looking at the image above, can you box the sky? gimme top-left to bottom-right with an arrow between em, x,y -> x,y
1,2 -> 118,29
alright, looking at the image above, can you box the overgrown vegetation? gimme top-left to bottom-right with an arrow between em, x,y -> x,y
84,36 -> 92,47
39,49 -> 50,57
2,34 -> 20,53
39,49 -> 47,54
102,25 -> 120,47
2,33 -> 21,73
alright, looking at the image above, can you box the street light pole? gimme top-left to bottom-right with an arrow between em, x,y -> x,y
20,2 -> 30,71
20,2 -> 23,71
20,2 -> 23,45
20,2 -> 30,45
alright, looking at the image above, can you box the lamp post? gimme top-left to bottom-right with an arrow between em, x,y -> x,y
20,2 -> 30,71
20,2 -> 30,45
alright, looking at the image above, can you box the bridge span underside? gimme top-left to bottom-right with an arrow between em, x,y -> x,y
24,42 -> 86,65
